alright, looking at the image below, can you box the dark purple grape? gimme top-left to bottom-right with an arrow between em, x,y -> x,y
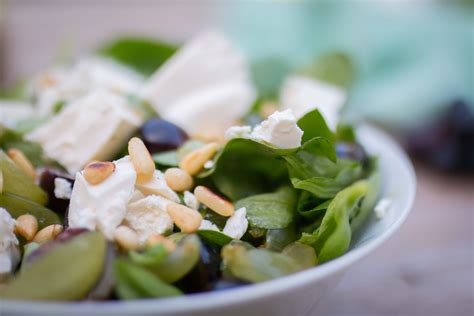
139,118 -> 189,153
38,168 -> 74,215
87,242 -> 117,300
336,142 -> 367,163
25,228 -> 89,265
174,241 -> 221,293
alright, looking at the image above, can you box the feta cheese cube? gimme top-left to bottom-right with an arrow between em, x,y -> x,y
251,109 -> 303,149
125,195 -> 174,244
280,75 -> 346,130
374,198 -> 392,220
141,31 -> 256,135
0,208 -> 20,280
53,178 -> 73,200
225,125 -> 252,140
223,207 -> 248,240
183,191 -> 199,210
68,156 -> 137,239
199,220 -> 220,232
26,90 -> 142,173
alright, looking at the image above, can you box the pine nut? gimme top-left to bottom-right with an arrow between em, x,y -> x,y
15,214 -> 38,241
33,224 -> 63,243
194,186 -> 234,217
83,161 -> 115,185
128,137 -> 155,183
164,168 -> 193,192
146,234 -> 176,252
136,176 -> 180,202
7,148 -> 36,179
179,142 -> 218,175
114,226 -> 139,251
166,203 -> 202,233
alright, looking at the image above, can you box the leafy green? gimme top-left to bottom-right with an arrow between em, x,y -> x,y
297,192 -> 331,219
115,259 -> 182,300
98,37 -> 177,76
350,170 -> 381,233
129,244 -> 168,267
311,179 -> 371,263
0,193 -> 60,229
198,230 -> 233,247
1,232 -> 106,300
201,138 -> 288,200
297,109 -> 335,144
264,225 -> 296,252
336,124 -> 357,143
300,52 -> 354,89
222,243 -> 303,283
0,127 -> 46,167
153,140 -> 205,168
0,150 -> 48,204
236,187 -> 297,229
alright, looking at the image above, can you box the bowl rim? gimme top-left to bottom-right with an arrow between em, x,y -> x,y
1,123 -> 417,314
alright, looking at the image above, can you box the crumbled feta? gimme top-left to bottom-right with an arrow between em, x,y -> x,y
68,156 -> 137,239
183,191 -> 199,210
223,207 -> 248,240
225,125 -> 252,140
140,31 -> 256,135
251,109 -> 303,149
125,195 -> 174,244
374,198 -> 392,220
30,58 -> 144,116
280,75 -> 346,131
199,220 -> 220,232
203,160 -> 214,169
135,170 -> 180,203
53,178 -> 72,200
128,190 -> 146,204
26,90 -> 142,173
0,208 -> 20,280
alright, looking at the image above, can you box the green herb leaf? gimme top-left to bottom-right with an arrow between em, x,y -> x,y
198,230 -> 233,247
297,192 -> 331,219
1,232 -> 106,300
115,259 -> 182,300
153,151 -> 179,167
0,127 -> 46,168
236,187 -> 297,229
282,242 -> 318,269
98,37 -> 177,76
297,109 -> 335,144
264,225 -> 296,252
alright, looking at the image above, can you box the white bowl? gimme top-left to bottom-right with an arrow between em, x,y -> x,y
1,124 -> 416,316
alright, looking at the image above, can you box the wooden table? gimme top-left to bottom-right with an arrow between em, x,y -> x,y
316,163 -> 474,316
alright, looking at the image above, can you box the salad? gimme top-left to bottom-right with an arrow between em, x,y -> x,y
0,32 -> 381,301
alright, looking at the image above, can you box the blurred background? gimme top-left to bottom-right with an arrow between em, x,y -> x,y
1,0 -> 473,315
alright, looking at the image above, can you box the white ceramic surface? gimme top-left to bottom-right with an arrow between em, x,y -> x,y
0,124 -> 416,316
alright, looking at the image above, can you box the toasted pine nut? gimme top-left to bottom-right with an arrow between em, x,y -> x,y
33,224 -> 63,243
128,137 -> 155,183
114,226 -> 140,251
179,143 -> 218,175
166,203 -> 202,233
83,161 -> 115,185
146,234 -> 176,252
15,214 -> 38,241
7,149 -> 36,179
164,168 -> 193,192
194,186 -> 234,217
136,176 -> 180,202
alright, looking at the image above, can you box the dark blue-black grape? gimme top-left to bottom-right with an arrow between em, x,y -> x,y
174,241 -> 221,293
140,118 -> 188,153
336,142 -> 367,163
38,168 -> 74,215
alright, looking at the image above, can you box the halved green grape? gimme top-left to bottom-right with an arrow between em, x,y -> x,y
152,234 -> 201,283
0,193 -> 60,229
0,150 -> 48,205
1,232 -> 106,301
